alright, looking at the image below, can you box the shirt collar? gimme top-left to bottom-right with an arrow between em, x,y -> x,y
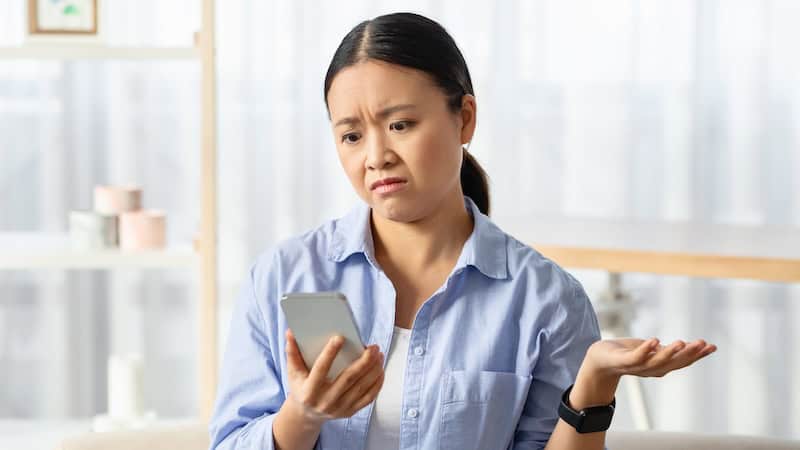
328,196 -> 508,280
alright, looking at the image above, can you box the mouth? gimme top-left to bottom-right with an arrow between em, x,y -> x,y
370,177 -> 408,194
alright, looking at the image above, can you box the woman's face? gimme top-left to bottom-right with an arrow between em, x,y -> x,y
326,60 -> 475,223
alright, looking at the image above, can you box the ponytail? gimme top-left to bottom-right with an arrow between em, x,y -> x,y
460,147 -> 490,216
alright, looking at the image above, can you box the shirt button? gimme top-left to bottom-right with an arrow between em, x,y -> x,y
413,346 -> 424,356
407,408 -> 419,419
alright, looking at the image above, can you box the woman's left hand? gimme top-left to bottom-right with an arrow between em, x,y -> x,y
565,338 -> 718,410
584,337 -> 717,379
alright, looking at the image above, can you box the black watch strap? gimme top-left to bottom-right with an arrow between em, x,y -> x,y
558,384 -> 616,433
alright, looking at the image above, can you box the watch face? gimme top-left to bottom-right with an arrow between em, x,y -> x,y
580,407 -> 614,433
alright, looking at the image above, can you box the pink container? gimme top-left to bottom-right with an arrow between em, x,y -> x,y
119,210 -> 166,250
94,185 -> 142,215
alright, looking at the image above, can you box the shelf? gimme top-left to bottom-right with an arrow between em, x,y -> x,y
0,232 -> 197,270
0,419 -> 92,450
0,45 -> 200,60
494,215 -> 800,282
0,418 -> 203,450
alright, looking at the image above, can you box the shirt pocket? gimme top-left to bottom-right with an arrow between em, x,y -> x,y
438,369 -> 533,450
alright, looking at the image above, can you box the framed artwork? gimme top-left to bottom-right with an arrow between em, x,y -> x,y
28,0 -> 99,35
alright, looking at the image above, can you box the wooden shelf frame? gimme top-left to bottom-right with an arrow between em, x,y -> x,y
0,0 -> 219,421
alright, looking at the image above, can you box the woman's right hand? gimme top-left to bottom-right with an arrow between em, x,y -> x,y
283,328 -> 385,426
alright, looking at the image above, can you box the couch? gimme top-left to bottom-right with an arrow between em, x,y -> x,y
55,424 -> 799,450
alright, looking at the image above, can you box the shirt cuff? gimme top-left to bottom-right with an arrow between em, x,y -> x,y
215,413 -> 278,450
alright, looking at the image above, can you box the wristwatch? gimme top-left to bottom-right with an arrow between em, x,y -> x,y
557,384 -> 616,433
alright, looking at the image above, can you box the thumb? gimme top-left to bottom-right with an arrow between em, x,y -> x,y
285,329 -> 309,377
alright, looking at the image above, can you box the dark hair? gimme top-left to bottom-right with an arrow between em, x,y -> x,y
323,12 -> 491,216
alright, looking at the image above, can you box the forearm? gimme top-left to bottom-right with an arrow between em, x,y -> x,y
543,363 -> 619,450
272,395 -> 324,450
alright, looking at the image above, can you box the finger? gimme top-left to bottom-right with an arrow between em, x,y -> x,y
285,329 -> 309,377
307,335 -> 346,394
643,340 -> 686,370
649,340 -> 708,376
328,345 -> 381,399
678,339 -> 706,355
348,370 -> 386,414
692,344 -> 718,363
334,352 -> 385,414
664,340 -> 713,371
622,338 -> 660,367
699,344 -> 718,357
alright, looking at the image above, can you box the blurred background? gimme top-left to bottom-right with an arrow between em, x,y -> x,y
1,0 -> 799,446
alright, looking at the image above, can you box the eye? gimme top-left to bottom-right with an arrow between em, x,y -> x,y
342,132 -> 361,144
389,121 -> 414,132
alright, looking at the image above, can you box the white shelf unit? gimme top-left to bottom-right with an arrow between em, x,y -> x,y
0,45 -> 200,60
0,233 -> 197,270
0,0 -> 219,421
0,418 -> 203,450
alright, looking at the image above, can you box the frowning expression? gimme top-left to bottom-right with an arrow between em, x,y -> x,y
326,59 -> 475,222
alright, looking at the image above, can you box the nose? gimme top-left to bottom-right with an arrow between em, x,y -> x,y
365,132 -> 396,171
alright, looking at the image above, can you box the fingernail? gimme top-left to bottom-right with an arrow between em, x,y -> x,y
331,336 -> 343,346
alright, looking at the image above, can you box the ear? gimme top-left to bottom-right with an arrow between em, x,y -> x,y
459,94 -> 477,145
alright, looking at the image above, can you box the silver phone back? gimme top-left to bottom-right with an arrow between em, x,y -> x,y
280,292 -> 366,380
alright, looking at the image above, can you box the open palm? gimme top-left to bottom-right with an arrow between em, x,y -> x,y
585,338 -> 717,378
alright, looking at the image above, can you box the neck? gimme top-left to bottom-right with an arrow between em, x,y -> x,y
371,192 -> 474,271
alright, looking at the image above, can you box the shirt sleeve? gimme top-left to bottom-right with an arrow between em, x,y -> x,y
208,253 -> 289,450
511,275 -> 604,450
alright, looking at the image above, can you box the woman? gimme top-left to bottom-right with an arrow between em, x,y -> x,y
209,12 -> 716,450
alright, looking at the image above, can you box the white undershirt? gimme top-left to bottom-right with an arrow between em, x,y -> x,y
364,326 -> 411,450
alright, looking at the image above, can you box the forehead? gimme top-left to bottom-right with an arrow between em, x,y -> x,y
327,60 -> 442,115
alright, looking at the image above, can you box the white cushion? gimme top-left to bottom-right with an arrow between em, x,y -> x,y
55,424 -> 799,450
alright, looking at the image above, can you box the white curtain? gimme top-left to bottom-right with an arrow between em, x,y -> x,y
1,0 -> 798,439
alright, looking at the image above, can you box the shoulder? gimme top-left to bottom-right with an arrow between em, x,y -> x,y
250,216 -> 340,281
501,232 -> 599,345
254,219 -> 341,272
499,227 -> 593,320
503,231 -> 582,296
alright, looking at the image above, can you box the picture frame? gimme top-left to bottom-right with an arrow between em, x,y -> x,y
28,0 -> 99,35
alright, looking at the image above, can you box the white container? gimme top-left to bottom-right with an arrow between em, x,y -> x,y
107,354 -> 144,419
69,210 -> 118,248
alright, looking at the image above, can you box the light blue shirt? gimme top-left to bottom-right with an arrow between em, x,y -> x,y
209,196 -> 602,450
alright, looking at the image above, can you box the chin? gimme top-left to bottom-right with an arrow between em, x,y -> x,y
371,196 -> 420,223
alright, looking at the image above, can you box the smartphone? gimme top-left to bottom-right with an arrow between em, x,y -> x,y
279,292 -> 367,381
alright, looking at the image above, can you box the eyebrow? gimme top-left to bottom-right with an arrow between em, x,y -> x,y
333,104 -> 417,128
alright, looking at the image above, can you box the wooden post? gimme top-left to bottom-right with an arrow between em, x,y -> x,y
198,0 -> 218,422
